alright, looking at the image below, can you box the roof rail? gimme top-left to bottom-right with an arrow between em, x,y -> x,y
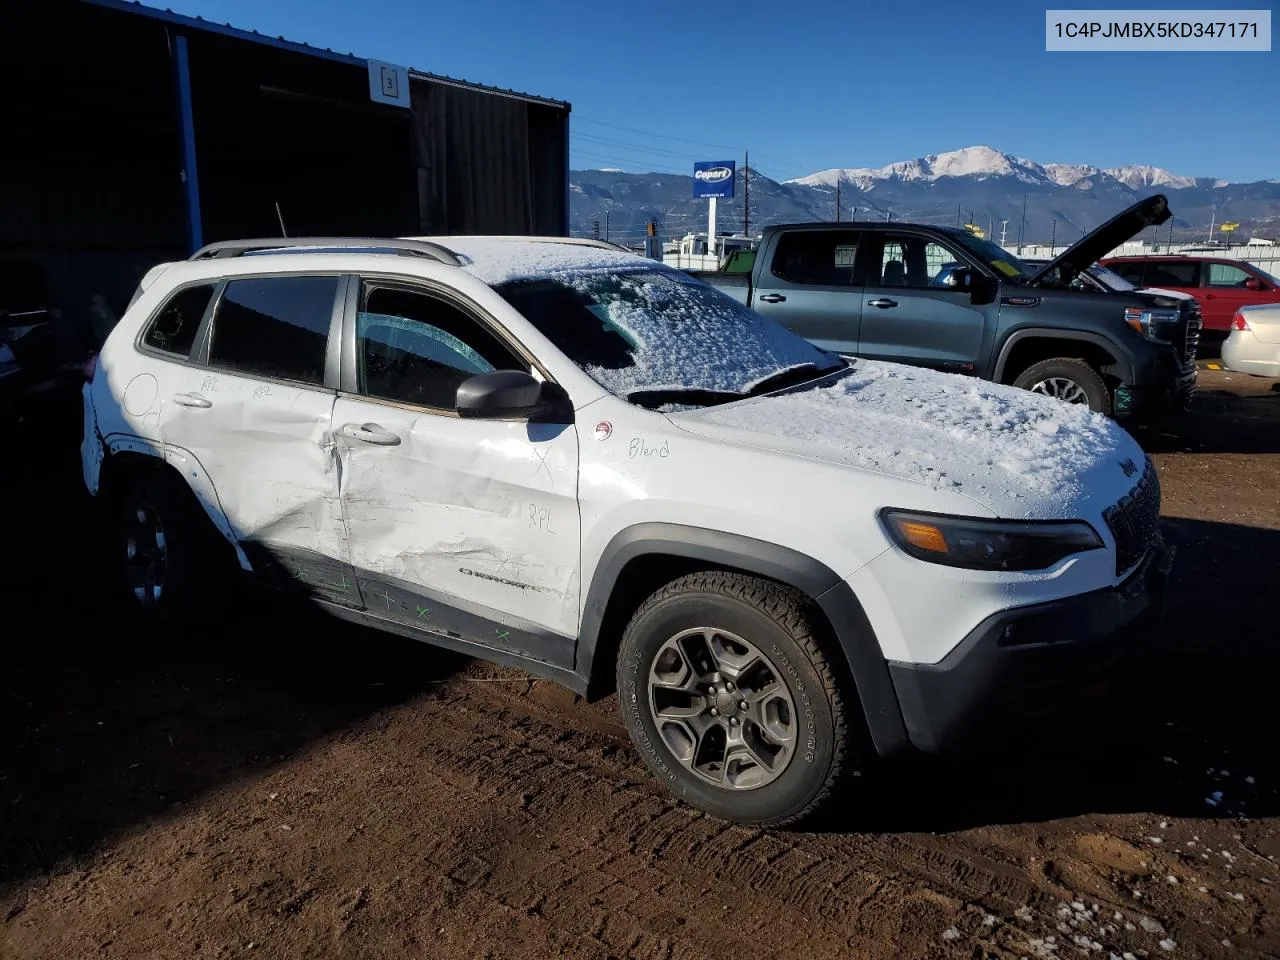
189,237 -> 464,266
408,235 -> 637,255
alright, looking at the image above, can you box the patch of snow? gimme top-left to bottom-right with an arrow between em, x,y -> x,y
449,237 -> 642,286
678,359 -> 1133,504
453,243 -> 832,399
1105,164 -> 1199,190
1139,917 -> 1165,934
1245,776 -> 1255,785
942,926 -> 961,941
1044,163 -> 1102,187
1158,938 -> 1177,952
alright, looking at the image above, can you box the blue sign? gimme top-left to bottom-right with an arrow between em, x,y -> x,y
693,160 -> 736,199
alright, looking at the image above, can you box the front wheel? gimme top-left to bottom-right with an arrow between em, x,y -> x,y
616,571 -> 862,827
1012,357 -> 1112,415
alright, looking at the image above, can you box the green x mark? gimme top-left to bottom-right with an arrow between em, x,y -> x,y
495,629 -> 511,641
416,605 -> 431,619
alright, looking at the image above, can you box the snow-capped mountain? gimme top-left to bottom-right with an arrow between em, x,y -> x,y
786,145 -> 1210,194
568,146 -> 1279,246
1104,164 -> 1206,190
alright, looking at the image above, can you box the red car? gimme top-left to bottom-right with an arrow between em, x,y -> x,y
1100,254 -> 1280,332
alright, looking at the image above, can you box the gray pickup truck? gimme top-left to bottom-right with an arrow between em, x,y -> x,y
692,195 -> 1198,417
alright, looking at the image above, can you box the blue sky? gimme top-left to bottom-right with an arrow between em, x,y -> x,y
163,0 -> 1277,183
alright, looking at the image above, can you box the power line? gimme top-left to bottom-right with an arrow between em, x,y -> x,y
574,115 -> 814,180
574,115 -> 745,153
572,131 -> 712,162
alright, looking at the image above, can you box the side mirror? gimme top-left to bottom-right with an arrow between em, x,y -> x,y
1244,277 -> 1265,291
455,370 -> 574,423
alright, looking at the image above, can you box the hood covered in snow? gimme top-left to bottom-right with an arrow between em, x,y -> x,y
668,361 -> 1146,521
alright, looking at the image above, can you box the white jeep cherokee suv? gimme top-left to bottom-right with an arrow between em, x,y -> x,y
82,236 -> 1169,825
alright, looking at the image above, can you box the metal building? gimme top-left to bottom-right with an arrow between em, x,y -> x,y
1,0 -> 571,357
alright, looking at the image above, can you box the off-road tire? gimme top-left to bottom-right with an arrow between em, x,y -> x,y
1012,357 -> 1112,415
616,571 -> 863,827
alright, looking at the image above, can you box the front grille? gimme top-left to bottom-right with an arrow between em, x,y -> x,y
1103,457 -> 1161,575
1182,305 -> 1203,365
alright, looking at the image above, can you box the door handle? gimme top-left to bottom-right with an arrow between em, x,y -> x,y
171,392 -> 212,408
867,298 -> 898,308
757,293 -> 787,303
340,422 -> 401,446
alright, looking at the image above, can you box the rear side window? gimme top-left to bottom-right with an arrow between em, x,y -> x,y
207,276 -> 338,385
1144,260 -> 1200,287
770,230 -> 860,285
1207,262 -> 1251,287
142,283 -> 214,358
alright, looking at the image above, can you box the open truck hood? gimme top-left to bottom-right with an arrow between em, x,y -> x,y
1026,194 -> 1172,288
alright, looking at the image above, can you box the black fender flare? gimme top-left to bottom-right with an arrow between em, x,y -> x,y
994,328 -> 1133,383
576,522 -> 911,757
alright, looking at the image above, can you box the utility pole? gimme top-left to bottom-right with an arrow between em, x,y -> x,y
604,212 -> 610,243
835,179 -> 841,222
743,151 -> 750,237
1050,218 -> 1057,256
987,217 -> 993,242
999,219 -> 1009,246
1018,192 -> 1027,251
956,202 -> 961,228
1207,208 -> 1215,243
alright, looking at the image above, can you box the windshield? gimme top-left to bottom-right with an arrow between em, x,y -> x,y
947,232 -> 1033,282
494,266 -> 841,402
1086,263 -> 1137,292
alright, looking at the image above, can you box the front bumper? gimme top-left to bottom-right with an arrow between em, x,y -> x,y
885,542 -> 1172,754
1116,369 -> 1195,417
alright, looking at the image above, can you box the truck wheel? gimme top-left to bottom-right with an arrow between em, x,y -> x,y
111,467 -> 219,622
1013,358 -> 1112,415
616,571 -> 861,827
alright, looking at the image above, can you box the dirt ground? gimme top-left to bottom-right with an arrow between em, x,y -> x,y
3,369 -> 1279,960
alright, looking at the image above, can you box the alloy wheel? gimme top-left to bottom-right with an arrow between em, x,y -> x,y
124,500 -> 167,607
1029,376 -> 1089,404
647,627 -> 798,790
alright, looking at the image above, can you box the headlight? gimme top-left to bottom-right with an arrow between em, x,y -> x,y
880,509 -> 1103,571
1124,306 -> 1179,344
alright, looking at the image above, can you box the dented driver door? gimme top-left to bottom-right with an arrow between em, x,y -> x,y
332,280 -> 581,668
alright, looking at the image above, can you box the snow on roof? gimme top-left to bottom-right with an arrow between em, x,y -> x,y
446,238 -> 644,286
